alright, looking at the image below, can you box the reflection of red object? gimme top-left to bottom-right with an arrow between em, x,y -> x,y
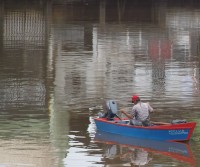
161,41 -> 172,59
149,40 -> 172,60
149,40 -> 159,59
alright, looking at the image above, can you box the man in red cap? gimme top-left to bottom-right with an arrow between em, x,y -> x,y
120,95 -> 153,126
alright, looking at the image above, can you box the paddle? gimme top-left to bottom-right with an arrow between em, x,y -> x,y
115,113 -> 122,120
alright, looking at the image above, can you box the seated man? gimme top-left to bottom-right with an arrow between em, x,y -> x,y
120,95 -> 153,126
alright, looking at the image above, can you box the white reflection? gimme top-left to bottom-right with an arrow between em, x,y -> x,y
87,116 -> 97,138
166,10 -> 200,29
64,147 -> 102,167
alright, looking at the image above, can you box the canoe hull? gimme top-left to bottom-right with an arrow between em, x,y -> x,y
94,118 -> 196,141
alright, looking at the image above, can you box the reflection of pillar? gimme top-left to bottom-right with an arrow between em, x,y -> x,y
48,48 -> 71,166
48,27 -> 71,167
151,60 -> 166,96
45,0 -> 53,104
84,25 -> 92,51
151,0 -> 167,26
149,39 -> 170,95
151,0 -> 157,23
45,0 -> 52,52
199,38 -> 200,84
100,0 -> 106,24
49,101 -> 70,167
197,37 -> 200,59
117,0 -> 121,23
157,0 -> 167,27
44,1 -> 70,166
152,60 -> 165,80
0,1 -> 4,52
117,0 -> 126,23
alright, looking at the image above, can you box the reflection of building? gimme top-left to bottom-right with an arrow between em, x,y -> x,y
0,1 -> 65,167
148,39 -> 172,96
0,140 -> 55,167
0,0 -> 200,166
50,0 -> 200,104
0,1 -> 48,110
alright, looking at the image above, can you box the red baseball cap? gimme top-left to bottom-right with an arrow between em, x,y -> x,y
132,95 -> 139,102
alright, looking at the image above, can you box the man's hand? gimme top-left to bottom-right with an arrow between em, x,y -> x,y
120,108 -> 126,114
120,108 -> 133,119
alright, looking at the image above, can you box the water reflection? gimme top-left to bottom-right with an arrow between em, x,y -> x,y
94,130 -> 196,166
0,0 -> 200,166
103,145 -> 152,166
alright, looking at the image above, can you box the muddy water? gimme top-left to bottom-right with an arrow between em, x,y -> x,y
0,0 -> 200,166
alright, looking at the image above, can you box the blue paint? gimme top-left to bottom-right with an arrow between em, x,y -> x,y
95,119 -> 190,141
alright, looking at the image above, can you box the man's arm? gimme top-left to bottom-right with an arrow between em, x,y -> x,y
120,109 -> 134,119
147,103 -> 153,112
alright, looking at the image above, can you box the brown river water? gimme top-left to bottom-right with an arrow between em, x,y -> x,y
0,0 -> 200,166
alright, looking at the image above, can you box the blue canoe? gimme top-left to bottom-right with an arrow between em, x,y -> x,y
94,117 -> 196,142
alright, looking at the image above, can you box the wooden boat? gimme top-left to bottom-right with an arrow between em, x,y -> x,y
94,117 -> 196,142
94,130 -> 196,166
